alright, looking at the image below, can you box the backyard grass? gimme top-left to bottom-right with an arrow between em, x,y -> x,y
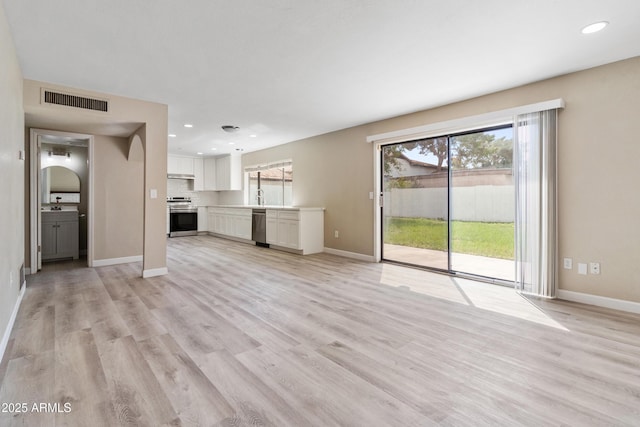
384,217 -> 514,260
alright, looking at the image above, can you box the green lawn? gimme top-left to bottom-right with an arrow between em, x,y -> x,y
384,217 -> 514,260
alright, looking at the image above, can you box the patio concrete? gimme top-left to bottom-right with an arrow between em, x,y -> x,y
383,244 -> 515,282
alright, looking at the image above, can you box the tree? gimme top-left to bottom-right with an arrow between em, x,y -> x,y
450,133 -> 512,169
415,137 -> 448,172
382,142 -> 416,175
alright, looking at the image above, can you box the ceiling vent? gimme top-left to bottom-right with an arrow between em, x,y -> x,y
42,89 -> 109,113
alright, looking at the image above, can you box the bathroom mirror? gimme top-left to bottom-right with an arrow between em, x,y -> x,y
41,166 -> 81,203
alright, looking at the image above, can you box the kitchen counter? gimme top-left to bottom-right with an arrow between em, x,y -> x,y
206,205 -> 324,211
206,205 -> 325,255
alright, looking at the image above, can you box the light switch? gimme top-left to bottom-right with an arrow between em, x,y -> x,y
563,258 -> 572,269
578,263 -> 587,275
150,189 -> 158,199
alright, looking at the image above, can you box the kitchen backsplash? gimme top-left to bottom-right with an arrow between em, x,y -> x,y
167,179 -> 218,206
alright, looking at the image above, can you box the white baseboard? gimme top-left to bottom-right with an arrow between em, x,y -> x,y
557,289 -> 640,315
1,284 -> 26,365
142,267 -> 168,278
92,255 -> 143,267
323,247 -> 375,262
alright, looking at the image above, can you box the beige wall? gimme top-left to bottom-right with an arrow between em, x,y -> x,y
242,56 -> 640,303
93,135 -> 144,260
0,3 -> 24,349
22,80 -> 168,275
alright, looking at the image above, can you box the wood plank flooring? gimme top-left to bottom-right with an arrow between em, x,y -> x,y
1,235 -> 640,426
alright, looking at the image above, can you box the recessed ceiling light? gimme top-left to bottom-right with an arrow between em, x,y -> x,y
211,147 -> 217,151
168,134 -> 176,138
184,124 -> 193,128
249,134 -> 257,138
581,21 -> 608,34
228,142 -> 235,145
197,152 -> 203,155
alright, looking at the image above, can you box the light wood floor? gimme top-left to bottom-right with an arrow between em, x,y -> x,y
1,235 -> 640,426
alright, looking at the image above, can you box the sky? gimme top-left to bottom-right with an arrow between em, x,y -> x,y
401,127 -> 513,164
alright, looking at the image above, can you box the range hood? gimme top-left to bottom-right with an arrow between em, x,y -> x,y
167,173 -> 195,180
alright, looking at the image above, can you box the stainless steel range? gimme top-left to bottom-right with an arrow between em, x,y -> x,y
167,197 -> 198,237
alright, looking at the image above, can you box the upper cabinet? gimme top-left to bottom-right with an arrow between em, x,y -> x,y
216,154 -> 242,191
203,158 -> 216,191
169,154 -> 241,191
193,158 -> 204,191
167,155 -> 195,175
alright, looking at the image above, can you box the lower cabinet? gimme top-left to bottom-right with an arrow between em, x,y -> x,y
207,207 -> 324,255
208,208 -> 251,240
42,211 -> 79,261
266,209 -> 323,255
197,207 -> 208,232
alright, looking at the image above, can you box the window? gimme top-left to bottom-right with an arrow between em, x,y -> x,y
246,160 -> 293,206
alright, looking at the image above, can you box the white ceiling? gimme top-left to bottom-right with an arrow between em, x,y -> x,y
4,0 -> 640,156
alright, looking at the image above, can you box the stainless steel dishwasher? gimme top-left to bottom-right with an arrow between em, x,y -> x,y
252,209 -> 269,247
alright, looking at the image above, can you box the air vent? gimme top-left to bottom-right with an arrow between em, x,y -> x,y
43,90 -> 108,112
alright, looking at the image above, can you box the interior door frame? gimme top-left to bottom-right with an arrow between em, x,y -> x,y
29,128 -> 94,274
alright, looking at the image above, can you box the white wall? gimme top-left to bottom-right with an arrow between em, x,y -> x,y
0,2 -> 25,356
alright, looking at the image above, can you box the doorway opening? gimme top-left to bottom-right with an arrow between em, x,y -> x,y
380,125 -> 515,284
29,129 -> 94,274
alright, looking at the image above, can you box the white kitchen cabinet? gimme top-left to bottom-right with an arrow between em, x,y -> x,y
209,206 -> 323,255
232,210 -> 252,240
265,208 -> 324,254
42,211 -> 79,261
197,207 -> 208,232
167,155 -> 179,175
215,155 -> 242,191
208,208 -> 223,234
208,207 -> 252,240
193,158 -> 204,191
167,155 -> 195,175
207,209 -> 217,233
277,219 -> 299,248
266,211 -> 277,244
203,158 -> 217,191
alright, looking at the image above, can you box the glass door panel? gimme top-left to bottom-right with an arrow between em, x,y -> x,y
449,127 -> 515,281
381,138 -> 449,270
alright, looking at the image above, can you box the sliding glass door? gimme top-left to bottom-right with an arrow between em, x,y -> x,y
449,128 -> 515,281
381,138 -> 449,271
381,126 -> 515,283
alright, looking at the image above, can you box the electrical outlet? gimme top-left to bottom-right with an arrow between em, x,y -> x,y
589,262 -> 600,275
563,258 -> 573,269
334,230 -> 339,238
578,263 -> 588,275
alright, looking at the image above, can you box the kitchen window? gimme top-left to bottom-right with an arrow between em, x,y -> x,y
246,160 -> 293,206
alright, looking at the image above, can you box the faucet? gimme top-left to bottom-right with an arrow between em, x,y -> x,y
256,188 -> 265,206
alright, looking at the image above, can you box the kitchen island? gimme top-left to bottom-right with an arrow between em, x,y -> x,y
206,206 -> 324,255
